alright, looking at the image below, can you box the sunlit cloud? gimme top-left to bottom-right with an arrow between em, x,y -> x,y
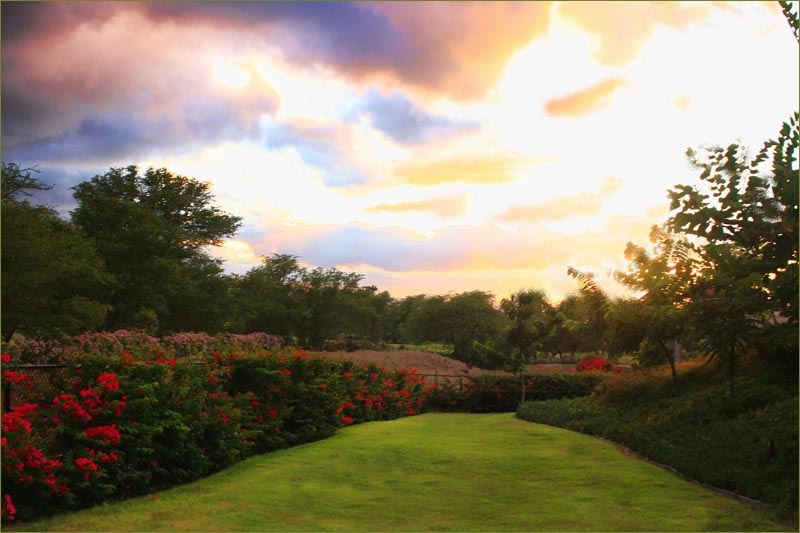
395,153 -> 533,186
2,3 -> 278,165
496,176 -> 624,223
672,95 -> 691,111
365,195 -> 468,218
366,2 -> 554,98
2,1 -> 796,303
557,1 -> 716,66
544,77 -> 628,117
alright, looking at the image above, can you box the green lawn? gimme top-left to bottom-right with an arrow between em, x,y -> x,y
13,413 -> 789,531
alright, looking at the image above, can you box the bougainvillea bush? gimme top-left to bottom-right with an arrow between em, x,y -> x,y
425,374 -> 603,413
3,331 -> 284,364
1,347 -> 429,524
575,355 -> 620,373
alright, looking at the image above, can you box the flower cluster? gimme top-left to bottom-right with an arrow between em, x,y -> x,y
576,356 -> 615,373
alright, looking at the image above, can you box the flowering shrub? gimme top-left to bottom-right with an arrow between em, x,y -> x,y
1,345 -> 427,524
576,356 -> 616,373
3,331 -> 285,365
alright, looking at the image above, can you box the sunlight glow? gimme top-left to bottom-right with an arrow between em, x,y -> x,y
212,60 -> 251,90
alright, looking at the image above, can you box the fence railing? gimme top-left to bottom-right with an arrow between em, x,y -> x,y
416,372 -> 471,391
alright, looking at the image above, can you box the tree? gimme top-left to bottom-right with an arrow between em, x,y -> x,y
2,163 -> 110,341
403,295 -> 451,345
500,289 -> 552,404
233,254 -> 308,337
565,267 -> 611,354
667,112 -> 799,396
71,166 -> 242,331
615,225 -> 696,381
604,297 -> 648,358
1,162 -> 52,201
297,266 -> 365,350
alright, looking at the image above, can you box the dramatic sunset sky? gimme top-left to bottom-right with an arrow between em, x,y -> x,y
2,1 -> 798,301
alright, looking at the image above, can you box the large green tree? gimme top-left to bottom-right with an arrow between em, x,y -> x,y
2,163 -> 111,341
667,112 -> 798,395
71,166 -> 241,331
233,254 -> 308,337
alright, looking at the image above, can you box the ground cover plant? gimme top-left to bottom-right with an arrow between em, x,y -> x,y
516,360 -> 799,521
7,413 -> 789,532
0,346 -> 429,524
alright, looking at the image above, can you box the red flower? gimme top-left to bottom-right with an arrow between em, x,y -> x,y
97,373 -> 120,391
341,416 -> 354,425
3,494 -> 16,521
1,353 -> 11,364
74,457 -> 99,479
2,412 -> 32,434
83,425 -> 121,445
2,371 -> 33,384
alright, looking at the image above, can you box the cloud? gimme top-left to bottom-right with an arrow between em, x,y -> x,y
369,2 -> 554,98
365,195 -> 467,218
245,217 -> 646,277
396,154 -> 531,186
1,3 -> 277,164
264,119 -> 370,187
544,77 -> 628,117
354,90 -> 478,144
598,176 -> 624,195
557,2 -> 716,66
672,95 -> 691,111
497,193 -> 603,223
150,2 -> 555,99
496,176 -> 623,223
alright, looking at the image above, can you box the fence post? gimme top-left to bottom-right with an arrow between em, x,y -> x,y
2,382 -> 10,412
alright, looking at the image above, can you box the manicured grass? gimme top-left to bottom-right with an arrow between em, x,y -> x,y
517,364 -> 799,516
12,413 -> 789,531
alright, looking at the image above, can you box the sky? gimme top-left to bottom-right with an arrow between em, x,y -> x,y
2,1 -> 798,302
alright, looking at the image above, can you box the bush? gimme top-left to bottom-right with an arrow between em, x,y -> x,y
426,374 -> 602,413
1,346 -> 428,524
2,330 -> 285,364
322,338 -> 387,352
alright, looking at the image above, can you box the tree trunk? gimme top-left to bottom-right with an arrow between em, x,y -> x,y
728,347 -> 736,401
661,341 -> 677,383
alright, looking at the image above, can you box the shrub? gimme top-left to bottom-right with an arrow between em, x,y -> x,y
322,338 -> 387,352
426,374 -> 602,413
575,355 -> 615,373
1,345 -> 427,524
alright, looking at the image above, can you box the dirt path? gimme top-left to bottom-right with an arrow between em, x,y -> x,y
306,349 -> 507,378
306,349 -> 586,379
